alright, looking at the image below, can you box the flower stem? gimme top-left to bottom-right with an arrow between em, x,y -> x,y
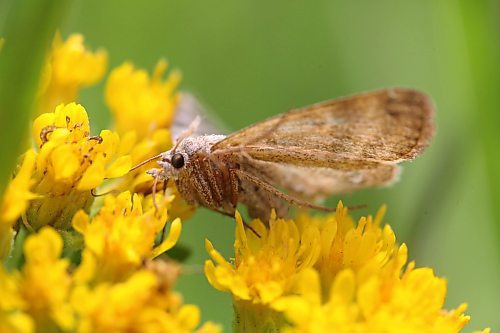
0,0 -> 72,194
233,300 -> 287,333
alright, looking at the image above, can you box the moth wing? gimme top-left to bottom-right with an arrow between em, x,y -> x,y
240,158 -> 399,198
212,88 -> 434,172
171,92 -> 227,141
269,163 -> 399,198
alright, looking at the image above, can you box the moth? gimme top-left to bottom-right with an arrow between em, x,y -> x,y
138,88 -> 434,221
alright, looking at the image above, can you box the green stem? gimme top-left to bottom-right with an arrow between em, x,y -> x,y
4,224 -> 28,270
0,0 -> 72,195
233,300 -> 288,333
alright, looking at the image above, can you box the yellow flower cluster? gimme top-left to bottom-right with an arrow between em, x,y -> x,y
0,224 -> 219,333
104,60 -> 194,221
26,102 -> 131,230
0,150 -> 37,258
73,191 -> 181,282
38,33 -> 107,114
106,60 -> 180,138
205,203 -> 488,332
0,33 -> 218,333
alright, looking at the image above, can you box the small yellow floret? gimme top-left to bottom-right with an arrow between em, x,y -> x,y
27,103 -> 131,230
38,33 -> 107,114
73,191 -> 180,282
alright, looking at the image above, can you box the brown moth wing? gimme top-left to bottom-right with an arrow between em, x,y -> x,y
240,158 -> 399,199
212,88 -> 434,172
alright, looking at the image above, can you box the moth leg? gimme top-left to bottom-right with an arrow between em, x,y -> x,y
206,206 -> 261,238
228,168 -> 240,209
240,218 -> 261,238
152,172 -> 160,212
163,179 -> 168,195
147,168 -> 167,212
235,169 -> 336,213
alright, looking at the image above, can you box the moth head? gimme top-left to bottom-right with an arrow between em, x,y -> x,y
158,135 -> 226,177
157,147 -> 189,179
155,117 -> 201,176
129,142 -> 190,180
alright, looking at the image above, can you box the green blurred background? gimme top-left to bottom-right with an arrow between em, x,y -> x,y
1,0 -> 499,331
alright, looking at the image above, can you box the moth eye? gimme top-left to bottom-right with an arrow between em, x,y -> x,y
171,153 -> 185,169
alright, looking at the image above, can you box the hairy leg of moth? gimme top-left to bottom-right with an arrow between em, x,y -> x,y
235,169 -> 336,216
238,173 -> 288,221
205,206 -> 261,238
148,168 -> 168,212
152,172 -> 160,211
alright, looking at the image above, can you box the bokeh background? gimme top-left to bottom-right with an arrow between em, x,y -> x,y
1,0 -> 499,331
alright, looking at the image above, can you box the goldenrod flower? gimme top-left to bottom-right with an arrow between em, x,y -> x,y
105,60 -> 180,138
71,269 -> 220,333
0,268 -> 34,333
72,191 -> 181,282
19,227 -> 74,331
26,103 -> 131,230
205,204 -> 482,332
38,33 -> 107,114
302,202 -> 397,297
1,226 -> 217,333
104,61 -> 195,221
274,258 -> 470,332
205,210 -> 321,331
0,150 -> 38,258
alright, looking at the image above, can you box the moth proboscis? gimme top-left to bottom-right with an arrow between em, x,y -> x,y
135,88 -> 435,224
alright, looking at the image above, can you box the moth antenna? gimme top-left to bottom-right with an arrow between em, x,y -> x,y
129,153 -> 163,172
346,203 -> 368,211
173,115 -> 201,152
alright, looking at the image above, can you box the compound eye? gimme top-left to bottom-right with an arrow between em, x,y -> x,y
171,153 -> 185,169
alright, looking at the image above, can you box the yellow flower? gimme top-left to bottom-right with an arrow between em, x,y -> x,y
275,262 -> 471,332
71,269 -> 221,333
27,103 -> 131,230
104,60 -> 195,222
301,202 -> 398,297
205,204 -> 480,332
0,268 -> 34,333
38,33 -> 107,114
1,226 -> 217,333
0,150 -> 38,258
205,210 -> 321,331
72,191 -> 182,282
205,210 -> 320,304
19,227 -> 74,331
105,60 -> 180,138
